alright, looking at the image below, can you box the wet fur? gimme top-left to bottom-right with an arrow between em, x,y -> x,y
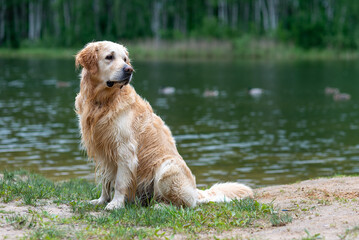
75,41 -> 253,210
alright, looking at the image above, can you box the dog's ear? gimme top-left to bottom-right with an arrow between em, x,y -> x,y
123,46 -> 132,65
75,43 -> 99,75
124,47 -> 129,57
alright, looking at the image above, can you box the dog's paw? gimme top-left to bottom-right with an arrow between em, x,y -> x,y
105,200 -> 124,210
89,198 -> 107,205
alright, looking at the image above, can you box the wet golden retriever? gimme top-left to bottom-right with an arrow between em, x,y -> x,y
75,41 -> 253,210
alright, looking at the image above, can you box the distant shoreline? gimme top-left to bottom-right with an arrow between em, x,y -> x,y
1,39 -> 359,61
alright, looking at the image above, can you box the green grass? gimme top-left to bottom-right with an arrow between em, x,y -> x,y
301,229 -> 323,240
339,226 -> 359,240
0,38 -> 358,61
0,47 -> 77,59
29,226 -> 66,240
6,213 -> 34,229
0,170 -> 291,239
0,169 -> 99,205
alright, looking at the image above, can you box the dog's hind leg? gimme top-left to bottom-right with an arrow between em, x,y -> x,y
154,160 -> 198,207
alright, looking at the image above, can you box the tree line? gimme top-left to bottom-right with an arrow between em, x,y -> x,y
1,0 -> 359,50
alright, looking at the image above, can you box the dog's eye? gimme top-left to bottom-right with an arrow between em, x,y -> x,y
123,57 -> 127,62
105,55 -> 114,60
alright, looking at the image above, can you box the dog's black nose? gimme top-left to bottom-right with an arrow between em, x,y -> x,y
123,65 -> 134,75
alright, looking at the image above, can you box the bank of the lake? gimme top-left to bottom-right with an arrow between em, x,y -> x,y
1,40 -> 359,61
1,171 -> 358,240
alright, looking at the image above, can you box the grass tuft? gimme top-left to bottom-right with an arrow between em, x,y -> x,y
29,226 -> 66,240
270,212 -> 293,227
302,229 -> 323,240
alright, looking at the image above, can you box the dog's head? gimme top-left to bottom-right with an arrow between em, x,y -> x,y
76,41 -> 134,88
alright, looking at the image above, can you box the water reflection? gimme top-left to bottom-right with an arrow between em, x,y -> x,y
0,58 -> 359,187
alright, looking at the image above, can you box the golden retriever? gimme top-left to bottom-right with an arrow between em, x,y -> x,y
75,41 -> 253,210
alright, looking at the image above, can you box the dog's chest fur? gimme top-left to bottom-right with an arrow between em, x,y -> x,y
79,102 -> 135,162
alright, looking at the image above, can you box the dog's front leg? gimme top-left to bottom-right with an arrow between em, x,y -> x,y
90,179 -> 112,205
105,159 -> 136,210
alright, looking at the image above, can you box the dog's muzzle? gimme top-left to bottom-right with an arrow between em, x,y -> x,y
106,77 -> 131,88
106,65 -> 134,88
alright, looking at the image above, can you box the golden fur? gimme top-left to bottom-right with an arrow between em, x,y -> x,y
75,41 -> 253,210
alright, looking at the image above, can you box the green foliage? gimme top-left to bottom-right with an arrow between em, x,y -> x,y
191,17 -> 238,39
1,0 -> 359,50
293,21 -> 327,49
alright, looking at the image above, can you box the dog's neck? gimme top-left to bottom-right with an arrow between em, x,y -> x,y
80,70 -> 136,109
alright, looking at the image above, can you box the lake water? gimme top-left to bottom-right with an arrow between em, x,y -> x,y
1,58 -> 359,188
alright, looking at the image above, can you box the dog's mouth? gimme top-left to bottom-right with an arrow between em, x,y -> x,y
106,77 -> 131,88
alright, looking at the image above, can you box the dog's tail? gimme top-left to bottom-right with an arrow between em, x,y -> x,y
197,182 -> 253,204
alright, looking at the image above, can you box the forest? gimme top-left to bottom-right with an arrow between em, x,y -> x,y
1,0 -> 359,51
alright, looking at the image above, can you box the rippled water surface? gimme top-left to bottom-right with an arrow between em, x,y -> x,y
1,58 -> 359,187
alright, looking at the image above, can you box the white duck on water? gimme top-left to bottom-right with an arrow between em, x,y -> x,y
248,88 -> 264,97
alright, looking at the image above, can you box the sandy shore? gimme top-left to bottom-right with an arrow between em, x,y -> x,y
210,176 -> 359,240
